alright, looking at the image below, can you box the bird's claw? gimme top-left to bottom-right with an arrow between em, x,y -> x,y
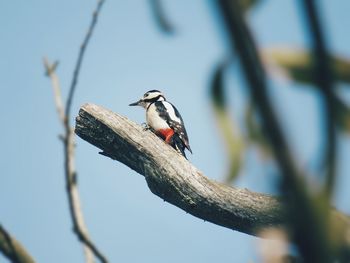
142,123 -> 151,131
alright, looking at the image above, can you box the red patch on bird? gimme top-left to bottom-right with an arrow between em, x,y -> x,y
157,128 -> 175,143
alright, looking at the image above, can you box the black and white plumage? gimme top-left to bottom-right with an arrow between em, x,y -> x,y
129,90 -> 192,158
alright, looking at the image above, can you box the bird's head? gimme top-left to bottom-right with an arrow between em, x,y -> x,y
129,90 -> 166,109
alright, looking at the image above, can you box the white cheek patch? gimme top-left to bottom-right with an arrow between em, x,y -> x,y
144,92 -> 163,101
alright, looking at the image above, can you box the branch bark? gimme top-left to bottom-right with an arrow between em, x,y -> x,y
75,103 -> 284,234
0,224 -> 35,263
74,103 -> 350,237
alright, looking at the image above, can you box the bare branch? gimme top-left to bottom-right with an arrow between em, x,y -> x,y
43,1 -> 108,262
74,103 -> 350,237
44,60 -> 98,263
43,57 -> 65,124
0,224 -> 36,263
66,128 -> 108,263
65,0 -> 105,119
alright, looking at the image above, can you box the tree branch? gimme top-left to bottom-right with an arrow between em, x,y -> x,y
216,1 -> 337,261
75,103 -> 283,234
43,58 -> 65,124
300,0 -> 337,197
43,1 -> 107,262
74,103 -> 350,237
44,59 -> 104,263
43,57 -> 105,263
0,224 -> 35,263
65,0 -> 105,119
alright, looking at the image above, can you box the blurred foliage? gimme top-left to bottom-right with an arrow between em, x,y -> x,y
149,0 -> 175,34
148,0 -> 350,260
262,47 -> 350,84
335,98 -> 350,133
244,101 -> 271,158
239,0 -> 261,12
211,60 -> 229,108
216,0 -> 350,261
148,0 -> 261,35
210,60 -> 245,183
262,47 -> 350,135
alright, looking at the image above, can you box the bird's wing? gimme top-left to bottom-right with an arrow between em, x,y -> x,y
155,101 -> 192,153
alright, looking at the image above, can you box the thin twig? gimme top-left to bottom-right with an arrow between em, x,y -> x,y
65,0 -> 105,119
300,0 -> 337,197
43,0 -> 108,262
1,225 -> 21,263
43,57 -> 65,124
65,128 -> 97,263
0,224 -> 36,263
44,58 -> 97,263
44,59 -> 97,263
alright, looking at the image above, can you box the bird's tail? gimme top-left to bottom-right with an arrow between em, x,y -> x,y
170,134 -> 187,159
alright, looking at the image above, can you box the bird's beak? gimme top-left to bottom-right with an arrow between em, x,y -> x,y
129,100 -> 141,106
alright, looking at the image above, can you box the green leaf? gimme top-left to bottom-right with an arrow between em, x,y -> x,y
244,101 -> 271,158
262,47 -> 350,134
334,96 -> 350,134
210,60 -> 245,183
262,47 -> 350,84
210,59 -> 228,109
239,0 -> 261,12
149,0 -> 175,34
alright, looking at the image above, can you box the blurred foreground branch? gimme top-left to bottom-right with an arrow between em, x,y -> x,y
300,0 -> 337,197
75,103 -> 350,237
0,224 -> 35,263
216,1 -> 345,261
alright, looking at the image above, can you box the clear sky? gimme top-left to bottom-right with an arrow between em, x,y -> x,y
1,1 -> 350,262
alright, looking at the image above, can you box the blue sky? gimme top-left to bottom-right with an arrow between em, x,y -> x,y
1,1 -> 350,262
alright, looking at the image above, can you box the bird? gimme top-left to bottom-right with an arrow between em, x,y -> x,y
129,90 -> 192,158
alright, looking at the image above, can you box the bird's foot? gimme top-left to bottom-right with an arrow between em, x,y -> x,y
142,123 -> 152,131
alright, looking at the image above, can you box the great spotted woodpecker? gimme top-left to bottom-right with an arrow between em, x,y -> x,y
129,90 -> 192,158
